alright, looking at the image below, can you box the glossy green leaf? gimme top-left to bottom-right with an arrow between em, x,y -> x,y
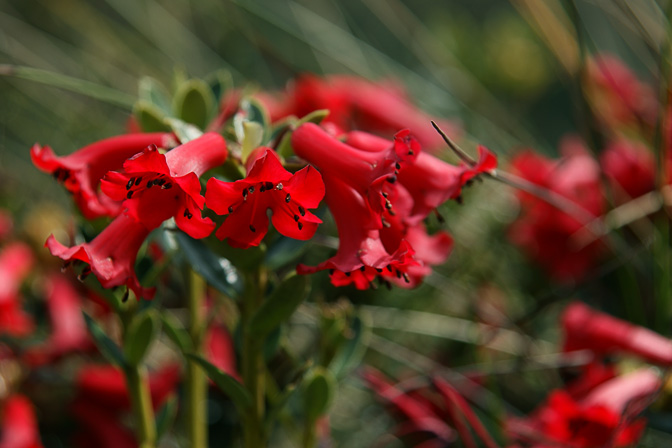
173,79 -> 215,129
205,69 -> 233,102
165,117 -> 203,143
186,354 -> 252,412
175,231 -> 240,298
83,312 -> 126,368
275,109 -> 329,158
249,274 -> 309,336
123,309 -> 161,366
303,367 -> 335,422
138,76 -> 172,114
133,100 -> 171,132
265,237 -> 309,271
161,312 -> 193,353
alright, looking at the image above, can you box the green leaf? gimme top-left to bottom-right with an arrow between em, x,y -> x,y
205,69 -> 233,102
133,100 -> 171,132
265,237 -> 310,271
161,312 -> 193,353
138,76 -> 172,114
155,395 -> 178,440
186,354 -> 252,412
173,79 -> 215,129
303,367 -> 336,422
240,121 -> 264,162
174,231 -> 240,298
234,98 -> 271,162
82,312 -> 126,368
165,117 -> 204,143
123,309 -> 161,366
328,313 -> 371,378
249,274 -> 309,336
276,109 -> 330,158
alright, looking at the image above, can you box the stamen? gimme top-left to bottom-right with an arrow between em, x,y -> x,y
386,264 -> 392,272
382,192 -> 388,198
126,178 -> 135,190
260,185 -> 265,193
276,183 -> 283,190
248,186 -> 255,193
228,206 -> 234,213
78,266 -> 92,282
147,180 -> 153,189
387,175 -> 397,183
344,271 -> 351,277
329,269 -> 335,275
157,179 -> 166,186
376,268 -> 383,273
127,191 -> 133,199
249,225 -> 256,232
242,189 -> 248,200
183,208 -> 193,219
360,266 -> 365,272
162,183 -> 173,190
385,201 -> 392,210
395,162 -> 401,170
298,206 -> 306,216
297,222 -> 303,230
285,193 -> 291,203
135,177 -> 142,186
395,269 -> 402,279
294,215 -> 299,222
402,273 -> 410,283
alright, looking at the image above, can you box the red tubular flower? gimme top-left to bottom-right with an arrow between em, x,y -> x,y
31,133 -> 174,219
206,147 -> 324,249
0,242 -> 35,337
71,364 -> 179,448
0,395 -> 43,448
586,55 -> 657,130
24,274 -> 91,365
600,139 -> 656,202
508,144 -> 605,282
562,301 -> 672,366
101,132 -> 228,239
46,213 -> 154,299
507,369 -> 660,448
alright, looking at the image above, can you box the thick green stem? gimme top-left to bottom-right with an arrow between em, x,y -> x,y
242,269 -> 267,448
186,270 -> 208,448
125,365 -> 157,448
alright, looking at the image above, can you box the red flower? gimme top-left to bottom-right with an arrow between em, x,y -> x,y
289,74 -> 462,151
206,323 -> 241,382
205,147 -> 324,249
585,55 -> 657,131
71,364 -> 179,448
46,213 -> 154,299
24,274 -> 91,365
0,395 -> 43,448
0,242 -> 35,337
562,301 -> 672,366
600,139 -> 656,202
31,133 -> 174,219
101,132 -> 228,239
507,369 -> 660,448
508,143 -> 605,282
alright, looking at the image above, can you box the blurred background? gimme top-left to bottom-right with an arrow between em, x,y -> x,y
2,0 -> 671,446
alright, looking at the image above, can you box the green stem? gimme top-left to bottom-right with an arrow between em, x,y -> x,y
302,418 -> 317,448
186,270 -> 208,448
125,365 -> 157,448
242,269 -> 267,448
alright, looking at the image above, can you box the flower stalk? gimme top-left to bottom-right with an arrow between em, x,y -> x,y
186,269 -> 208,448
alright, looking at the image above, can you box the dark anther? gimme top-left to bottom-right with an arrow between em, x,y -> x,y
376,268 -> 382,273
162,183 -> 172,190
394,170 -> 399,175
403,273 -> 410,283
228,206 -> 234,213
126,178 -> 135,190
285,194 -> 291,203
260,185 -> 265,193
242,189 -> 248,199
395,269 -> 402,279
127,191 -> 134,199
298,206 -> 306,216
329,269 -> 335,275
294,215 -> 300,222
386,264 -> 392,272
408,149 -> 414,155
248,186 -> 255,193
385,201 -> 392,210
298,222 -> 303,230
135,177 -> 142,186
157,179 -> 166,186
387,175 -> 397,183
147,180 -> 153,189
382,192 -> 388,198
360,266 -> 365,272
184,209 -> 193,219
265,181 -> 273,190
345,271 -> 351,277
249,225 -> 256,232
388,209 -> 396,216
395,162 -> 401,170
